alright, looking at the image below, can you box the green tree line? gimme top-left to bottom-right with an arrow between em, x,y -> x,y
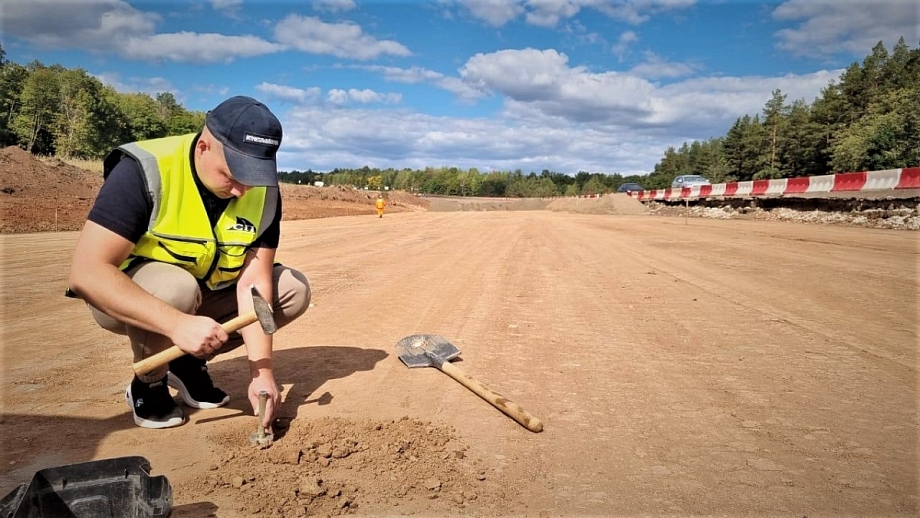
0,43 -> 204,159
279,166 -> 648,198
643,38 -> 920,189
3,38 -> 917,196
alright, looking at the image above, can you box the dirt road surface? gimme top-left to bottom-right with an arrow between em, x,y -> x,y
1,211 -> 917,516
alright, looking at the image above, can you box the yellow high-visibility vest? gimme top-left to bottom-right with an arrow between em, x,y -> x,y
105,134 -> 277,290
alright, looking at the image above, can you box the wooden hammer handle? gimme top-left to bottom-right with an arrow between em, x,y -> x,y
438,361 -> 543,433
132,311 -> 258,376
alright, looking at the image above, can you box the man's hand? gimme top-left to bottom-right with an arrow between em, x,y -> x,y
169,313 -> 229,358
249,374 -> 280,431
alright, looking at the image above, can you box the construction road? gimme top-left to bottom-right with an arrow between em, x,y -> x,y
1,211 -> 917,516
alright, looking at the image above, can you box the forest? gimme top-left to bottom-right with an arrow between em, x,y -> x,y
1,39 -> 917,197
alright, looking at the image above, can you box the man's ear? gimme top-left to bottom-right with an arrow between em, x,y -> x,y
195,134 -> 212,159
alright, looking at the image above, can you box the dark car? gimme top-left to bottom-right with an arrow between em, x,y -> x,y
617,182 -> 644,193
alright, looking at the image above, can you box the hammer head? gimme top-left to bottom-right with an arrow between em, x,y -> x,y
250,284 -> 278,335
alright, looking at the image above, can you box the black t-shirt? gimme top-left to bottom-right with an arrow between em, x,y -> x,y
88,140 -> 281,248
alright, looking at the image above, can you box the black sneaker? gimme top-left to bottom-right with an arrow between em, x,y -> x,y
167,355 -> 229,409
125,376 -> 185,429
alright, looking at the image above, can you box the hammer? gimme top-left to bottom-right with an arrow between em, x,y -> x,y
132,285 -> 277,376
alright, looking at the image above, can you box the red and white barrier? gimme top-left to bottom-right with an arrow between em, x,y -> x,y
629,166 -> 920,201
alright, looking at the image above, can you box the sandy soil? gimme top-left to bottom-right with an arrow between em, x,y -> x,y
1,212 -> 917,516
0,147 -> 918,516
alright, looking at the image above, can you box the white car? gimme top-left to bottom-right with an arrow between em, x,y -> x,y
671,175 -> 711,189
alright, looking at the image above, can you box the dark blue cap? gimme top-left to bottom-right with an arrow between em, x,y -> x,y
205,96 -> 282,187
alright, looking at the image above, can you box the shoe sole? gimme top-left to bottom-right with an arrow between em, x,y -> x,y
124,384 -> 185,429
167,372 -> 230,409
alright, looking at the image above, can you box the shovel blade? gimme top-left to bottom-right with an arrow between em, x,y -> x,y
396,334 -> 461,368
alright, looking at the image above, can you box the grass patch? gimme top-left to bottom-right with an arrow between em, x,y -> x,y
36,155 -> 103,173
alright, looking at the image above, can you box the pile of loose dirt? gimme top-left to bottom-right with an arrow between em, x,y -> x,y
280,185 -> 428,221
546,194 -> 648,215
0,146 -> 103,233
648,201 -> 920,230
0,146 -> 429,234
176,416 -> 513,516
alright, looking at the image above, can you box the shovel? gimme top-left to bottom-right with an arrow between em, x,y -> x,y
396,334 -> 543,433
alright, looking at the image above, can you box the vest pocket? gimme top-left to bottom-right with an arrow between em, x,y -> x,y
156,242 -> 200,263
209,244 -> 248,286
152,241 -> 208,270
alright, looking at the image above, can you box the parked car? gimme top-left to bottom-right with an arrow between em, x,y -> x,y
671,175 -> 711,189
617,182 -> 644,193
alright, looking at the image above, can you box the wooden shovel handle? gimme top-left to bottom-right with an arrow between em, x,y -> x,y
438,361 -> 543,433
132,311 -> 259,376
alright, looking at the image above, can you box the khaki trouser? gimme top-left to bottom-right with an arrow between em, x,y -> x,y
90,261 -> 311,382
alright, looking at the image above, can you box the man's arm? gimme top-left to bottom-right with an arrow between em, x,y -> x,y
68,221 -> 228,358
235,245 -> 279,428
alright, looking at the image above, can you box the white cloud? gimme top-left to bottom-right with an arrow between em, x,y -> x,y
364,43 -> 835,174
629,51 -> 696,79
773,0 -> 918,57
211,0 -> 243,10
123,33 -> 284,63
326,89 -> 351,106
312,0 -> 357,13
274,15 -> 412,60
271,47 -> 842,175
256,83 -> 401,107
459,48 -> 660,124
360,65 -> 488,101
649,70 -> 841,130
461,48 -> 578,98
1,0 -> 407,63
564,20 -> 603,46
612,30 -> 639,60
525,0 -> 584,27
459,48 -> 838,133
3,0 -> 868,177
210,0 -> 243,20
95,72 -> 178,98
277,104 -> 664,175
1,0 -> 158,49
95,73 -> 229,110
348,89 -> 402,104
256,83 -> 323,104
327,88 -> 402,105
459,0 -> 525,27
0,0 -> 281,63
458,0 -> 696,27
192,84 -> 232,98
591,0 -> 696,25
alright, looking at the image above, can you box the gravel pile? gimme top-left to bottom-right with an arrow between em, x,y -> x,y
648,200 -> 920,230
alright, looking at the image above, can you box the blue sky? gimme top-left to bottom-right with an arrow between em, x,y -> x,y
2,1 -> 916,175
